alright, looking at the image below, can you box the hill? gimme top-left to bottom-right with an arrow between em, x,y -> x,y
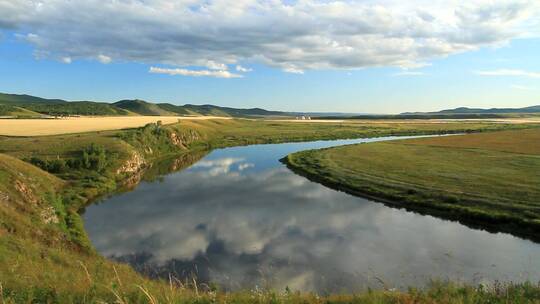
0,93 -> 132,116
182,104 -> 286,117
0,92 -> 289,117
113,99 -> 177,116
156,103 -> 198,115
402,105 -> 540,115
0,92 -> 68,105
0,104 -> 41,117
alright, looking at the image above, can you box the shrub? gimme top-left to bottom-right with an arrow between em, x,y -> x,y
82,143 -> 107,171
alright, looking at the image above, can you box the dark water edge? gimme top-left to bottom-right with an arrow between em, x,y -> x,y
83,136 -> 540,293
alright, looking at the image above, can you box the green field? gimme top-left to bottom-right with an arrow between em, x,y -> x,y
1,119 -> 540,303
284,128 -> 540,241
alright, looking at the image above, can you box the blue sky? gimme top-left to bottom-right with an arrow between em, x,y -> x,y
0,1 -> 539,114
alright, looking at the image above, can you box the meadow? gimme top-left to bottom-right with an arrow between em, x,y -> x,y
1,118 -> 540,303
284,128 -> 540,241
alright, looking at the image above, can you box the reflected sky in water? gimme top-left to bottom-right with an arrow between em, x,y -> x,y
84,137 -> 540,293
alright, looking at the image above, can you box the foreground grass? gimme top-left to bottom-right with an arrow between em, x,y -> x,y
284,128 -> 540,241
1,119 -> 539,303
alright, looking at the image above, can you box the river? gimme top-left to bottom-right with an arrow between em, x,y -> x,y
83,136 -> 540,293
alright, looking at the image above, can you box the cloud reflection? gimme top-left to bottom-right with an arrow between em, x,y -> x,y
84,147 -> 540,293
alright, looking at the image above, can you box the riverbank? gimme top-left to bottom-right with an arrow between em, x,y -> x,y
1,119 -> 539,302
283,128 -> 540,242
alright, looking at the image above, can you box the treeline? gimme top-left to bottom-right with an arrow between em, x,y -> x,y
28,144 -> 108,173
0,104 -> 17,115
21,102 -> 130,116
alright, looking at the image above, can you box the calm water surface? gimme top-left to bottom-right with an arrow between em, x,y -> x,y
83,136 -> 540,293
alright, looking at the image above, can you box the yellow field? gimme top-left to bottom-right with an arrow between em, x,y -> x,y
0,116 -> 231,136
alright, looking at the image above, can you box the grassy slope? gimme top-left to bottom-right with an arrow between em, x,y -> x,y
114,100 -> 178,116
0,104 -> 41,117
156,103 -> 199,116
1,119 -> 540,303
284,128 -> 540,241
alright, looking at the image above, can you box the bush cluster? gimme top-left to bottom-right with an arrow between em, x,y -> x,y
28,143 -> 108,173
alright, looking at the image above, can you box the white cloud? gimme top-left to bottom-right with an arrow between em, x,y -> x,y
149,67 -> 242,78
60,56 -> 71,64
206,60 -> 228,70
475,69 -> 540,78
235,65 -> 253,73
1,0 -> 539,72
284,67 -> 305,74
97,54 -> 112,64
238,163 -> 254,171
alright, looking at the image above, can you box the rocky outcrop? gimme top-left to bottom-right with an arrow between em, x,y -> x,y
169,130 -> 201,149
40,206 -> 59,224
12,179 -> 59,224
14,179 -> 39,205
0,191 -> 9,204
116,152 -> 146,175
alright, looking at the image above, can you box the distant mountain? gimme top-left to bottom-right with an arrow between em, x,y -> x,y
0,92 -> 290,117
0,92 -> 68,105
113,99 -> 177,116
156,103 -> 197,116
402,105 -> 540,115
182,104 -> 286,117
0,93 -> 131,116
0,104 -> 41,117
114,100 -> 287,117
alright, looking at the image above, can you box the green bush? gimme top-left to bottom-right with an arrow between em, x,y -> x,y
82,143 -> 107,171
27,144 -> 108,174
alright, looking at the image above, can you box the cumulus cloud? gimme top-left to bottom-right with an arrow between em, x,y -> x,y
235,65 -> 253,73
475,69 -> 540,78
1,0 -> 539,73
97,54 -> 112,64
149,67 -> 243,78
206,60 -> 228,70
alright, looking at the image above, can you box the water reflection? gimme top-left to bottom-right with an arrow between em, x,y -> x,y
84,138 -> 540,293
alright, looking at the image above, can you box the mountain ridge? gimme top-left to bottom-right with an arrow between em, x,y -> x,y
0,92 -> 289,117
402,105 -> 540,115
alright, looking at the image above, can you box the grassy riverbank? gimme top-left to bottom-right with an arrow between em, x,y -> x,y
284,128 -> 540,241
1,119 -> 539,302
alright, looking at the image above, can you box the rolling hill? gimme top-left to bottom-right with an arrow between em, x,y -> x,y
0,92 -> 289,117
113,99 -> 177,116
0,93 -> 132,116
402,105 -> 540,115
0,104 -> 41,117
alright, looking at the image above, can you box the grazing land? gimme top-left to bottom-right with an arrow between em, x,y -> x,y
284,128 -> 540,240
1,119 -> 540,303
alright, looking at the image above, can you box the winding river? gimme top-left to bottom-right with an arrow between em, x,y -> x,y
83,136 -> 540,293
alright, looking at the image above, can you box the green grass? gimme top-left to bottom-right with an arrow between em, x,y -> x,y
284,128 -> 540,241
1,119 -> 540,303
0,104 -> 41,117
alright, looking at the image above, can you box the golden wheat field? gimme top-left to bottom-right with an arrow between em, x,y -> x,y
0,116 -> 231,136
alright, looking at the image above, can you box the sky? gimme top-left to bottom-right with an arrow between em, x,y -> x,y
0,0 -> 539,114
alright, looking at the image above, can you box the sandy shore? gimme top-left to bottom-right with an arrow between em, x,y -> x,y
0,116 -> 230,136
